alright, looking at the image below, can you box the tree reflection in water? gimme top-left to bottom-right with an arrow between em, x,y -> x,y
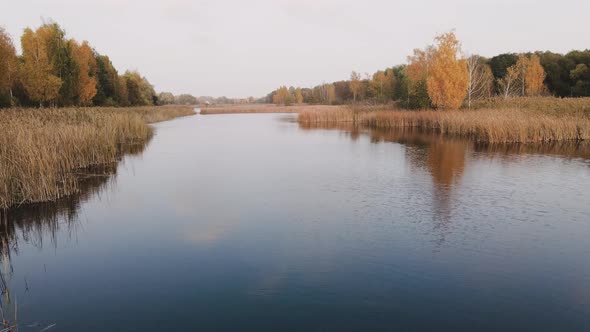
368,128 -> 468,245
300,121 -> 590,246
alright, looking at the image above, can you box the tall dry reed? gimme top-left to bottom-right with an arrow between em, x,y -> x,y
470,96 -> 590,116
0,106 -> 194,209
299,104 -> 590,143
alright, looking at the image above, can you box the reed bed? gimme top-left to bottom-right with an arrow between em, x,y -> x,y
299,106 -> 590,143
0,106 -> 194,209
470,97 -> 590,116
200,104 -> 344,114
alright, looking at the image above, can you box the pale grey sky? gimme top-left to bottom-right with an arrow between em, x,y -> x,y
2,0 -> 589,98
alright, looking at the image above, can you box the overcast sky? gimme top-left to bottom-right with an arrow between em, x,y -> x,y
2,0 -> 589,98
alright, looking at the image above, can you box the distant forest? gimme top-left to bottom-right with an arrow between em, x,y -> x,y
267,33 -> 590,109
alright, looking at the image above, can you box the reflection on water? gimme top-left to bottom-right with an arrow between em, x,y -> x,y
0,140 -> 149,255
0,140 -> 148,329
1,166 -> 114,253
300,122 -> 590,247
0,115 -> 589,331
0,165 -> 116,329
367,128 -> 469,243
301,121 -> 590,187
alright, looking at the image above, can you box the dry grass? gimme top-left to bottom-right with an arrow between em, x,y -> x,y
299,101 -> 590,143
0,106 -> 195,209
470,97 -> 590,116
200,104 -> 345,114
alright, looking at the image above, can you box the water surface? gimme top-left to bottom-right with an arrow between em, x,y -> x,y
2,113 -> 590,331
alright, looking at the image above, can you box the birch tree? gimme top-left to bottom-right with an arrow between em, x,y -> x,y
466,55 -> 494,108
427,32 -> 469,110
498,65 -> 519,99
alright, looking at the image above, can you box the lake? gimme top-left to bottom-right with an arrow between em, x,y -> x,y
2,113 -> 590,331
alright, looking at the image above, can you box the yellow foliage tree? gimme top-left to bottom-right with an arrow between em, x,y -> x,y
322,83 -> 336,105
406,47 -> 433,88
20,28 -> 62,106
272,86 -> 290,105
514,54 -> 546,97
0,28 -> 17,104
349,71 -> 362,102
295,88 -> 303,104
426,32 -> 469,110
524,54 -> 546,96
406,46 -> 435,108
369,70 -> 387,99
71,40 -> 97,105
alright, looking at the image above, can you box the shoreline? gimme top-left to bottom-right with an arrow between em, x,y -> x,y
0,106 -> 195,210
298,98 -> 590,143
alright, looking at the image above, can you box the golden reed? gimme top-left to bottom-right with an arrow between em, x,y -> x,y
299,97 -> 590,144
0,106 -> 194,209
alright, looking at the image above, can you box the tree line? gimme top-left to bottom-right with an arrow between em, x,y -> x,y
157,92 -> 198,105
267,32 -> 590,109
0,21 -> 157,108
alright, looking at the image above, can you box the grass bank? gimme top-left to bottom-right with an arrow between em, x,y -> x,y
299,97 -> 590,143
0,106 -> 195,209
200,104 -> 344,114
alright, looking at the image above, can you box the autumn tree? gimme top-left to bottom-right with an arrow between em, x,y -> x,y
272,86 -> 290,105
116,75 -> 129,106
384,68 -> 397,99
369,71 -> 387,101
20,27 -> 62,106
35,22 -> 80,106
139,74 -> 156,105
0,28 -> 17,106
511,54 -> 547,97
514,55 -> 529,97
71,40 -> 97,105
316,83 -> 336,104
124,71 -> 155,106
349,71 -> 362,102
466,55 -> 494,108
295,88 -> 303,104
498,65 -> 519,99
523,54 -> 545,96
406,47 -> 435,108
426,32 -> 469,110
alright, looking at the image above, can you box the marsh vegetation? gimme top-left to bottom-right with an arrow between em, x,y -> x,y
298,97 -> 590,143
0,106 -> 194,209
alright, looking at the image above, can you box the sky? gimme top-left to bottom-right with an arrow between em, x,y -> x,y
2,0 -> 589,98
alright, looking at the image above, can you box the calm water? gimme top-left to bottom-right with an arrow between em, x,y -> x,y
2,113 -> 590,331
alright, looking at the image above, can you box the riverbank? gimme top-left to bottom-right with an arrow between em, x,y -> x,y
299,97 -> 590,143
0,106 -> 195,209
200,104 -> 344,114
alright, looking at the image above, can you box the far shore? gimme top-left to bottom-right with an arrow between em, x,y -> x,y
199,97 -> 590,144
199,104 -> 343,114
